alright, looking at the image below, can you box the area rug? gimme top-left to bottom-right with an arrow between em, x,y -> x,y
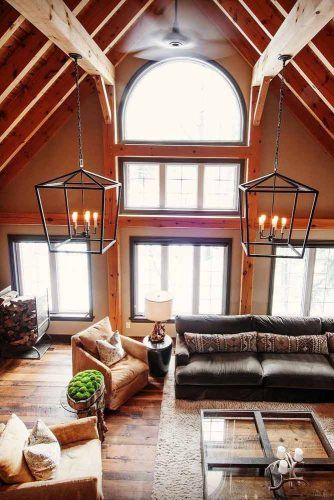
152,360 -> 334,500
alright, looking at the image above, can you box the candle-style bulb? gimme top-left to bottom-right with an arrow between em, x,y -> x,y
84,210 -> 91,225
281,217 -> 287,232
259,214 -> 266,232
276,445 -> 286,460
93,212 -> 98,227
293,447 -> 303,462
72,211 -> 78,231
272,215 -> 279,229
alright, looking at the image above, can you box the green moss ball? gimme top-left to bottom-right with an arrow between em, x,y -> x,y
67,369 -> 104,401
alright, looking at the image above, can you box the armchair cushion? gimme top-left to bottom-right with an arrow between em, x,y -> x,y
0,414 -> 34,484
111,354 -> 149,392
78,317 -> 113,356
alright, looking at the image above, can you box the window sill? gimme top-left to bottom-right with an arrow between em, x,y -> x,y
50,313 -> 94,322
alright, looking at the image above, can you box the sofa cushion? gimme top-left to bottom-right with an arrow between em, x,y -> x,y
111,354 -> 149,392
57,438 -> 102,498
78,317 -> 113,356
184,331 -> 257,353
175,314 -> 253,335
257,333 -> 328,354
24,419 -> 61,481
322,318 -> 334,333
175,353 -> 263,386
0,414 -> 34,484
253,316 -> 322,336
261,353 -> 334,389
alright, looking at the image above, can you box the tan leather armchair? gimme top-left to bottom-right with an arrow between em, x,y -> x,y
72,333 -> 149,410
0,417 -> 103,500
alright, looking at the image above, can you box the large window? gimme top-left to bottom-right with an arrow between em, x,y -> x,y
121,58 -> 245,143
130,237 -> 231,319
120,160 -> 242,214
9,236 -> 93,320
270,245 -> 334,317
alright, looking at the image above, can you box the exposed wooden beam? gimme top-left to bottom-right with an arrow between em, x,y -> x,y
94,76 -> 112,124
241,0 -> 334,113
252,0 -> 334,87
253,76 -> 272,126
272,0 -> 334,74
0,0 -> 89,106
212,0 -> 334,148
0,0 -> 124,143
7,0 -> 115,84
239,86 -> 261,315
109,144 -> 253,159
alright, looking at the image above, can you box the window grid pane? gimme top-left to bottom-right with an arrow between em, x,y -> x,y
134,241 -> 227,316
165,164 -> 198,209
123,161 -> 240,213
125,163 -> 160,208
310,248 -> 334,316
271,247 -> 308,316
18,242 -> 52,309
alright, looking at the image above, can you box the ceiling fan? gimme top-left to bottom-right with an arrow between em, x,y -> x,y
123,0 -> 233,61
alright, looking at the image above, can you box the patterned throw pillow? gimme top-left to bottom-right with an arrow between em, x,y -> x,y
257,333 -> 329,354
184,331 -> 257,354
78,316 -> 113,356
97,331 -> 126,367
24,419 -> 61,481
326,332 -> 334,352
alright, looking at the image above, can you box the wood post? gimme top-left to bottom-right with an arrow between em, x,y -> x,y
239,86 -> 261,314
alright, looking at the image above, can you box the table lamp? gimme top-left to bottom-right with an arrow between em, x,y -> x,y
145,291 -> 173,343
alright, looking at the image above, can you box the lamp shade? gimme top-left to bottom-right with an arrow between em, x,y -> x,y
145,291 -> 173,322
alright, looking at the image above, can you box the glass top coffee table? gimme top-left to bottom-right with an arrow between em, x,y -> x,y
201,410 -> 334,499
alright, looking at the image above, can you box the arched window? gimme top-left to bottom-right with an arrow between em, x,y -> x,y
121,58 -> 246,144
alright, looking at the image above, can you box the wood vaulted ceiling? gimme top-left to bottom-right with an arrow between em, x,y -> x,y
0,0 -> 333,190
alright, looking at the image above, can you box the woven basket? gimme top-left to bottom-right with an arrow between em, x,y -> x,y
67,381 -> 105,411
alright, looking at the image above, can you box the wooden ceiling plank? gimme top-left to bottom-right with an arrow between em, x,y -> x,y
0,0 -> 157,181
272,0 -> 334,74
253,76 -> 272,126
94,75 -> 112,124
0,14 -> 25,49
0,0 -> 23,43
213,0 -> 334,140
0,0 -> 88,105
241,0 -> 334,113
252,0 -> 334,86
7,0 -> 115,84
0,0 -> 124,142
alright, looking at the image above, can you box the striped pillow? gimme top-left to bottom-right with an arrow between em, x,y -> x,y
184,331 -> 257,354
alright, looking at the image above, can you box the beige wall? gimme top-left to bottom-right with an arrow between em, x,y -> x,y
1,37 -> 334,337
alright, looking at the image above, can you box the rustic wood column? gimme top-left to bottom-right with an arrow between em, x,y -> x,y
239,86 -> 261,314
103,85 -> 121,330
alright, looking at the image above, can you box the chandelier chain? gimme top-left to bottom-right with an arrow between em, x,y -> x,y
73,57 -> 84,169
274,57 -> 287,173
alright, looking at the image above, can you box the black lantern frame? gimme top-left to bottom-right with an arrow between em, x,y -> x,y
35,168 -> 122,254
239,171 -> 318,259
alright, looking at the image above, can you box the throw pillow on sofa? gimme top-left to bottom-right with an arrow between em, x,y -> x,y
184,331 -> 257,354
326,332 -> 334,352
97,331 -> 126,367
24,419 -> 61,481
78,316 -> 113,356
0,414 -> 34,484
257,332 -> 328,354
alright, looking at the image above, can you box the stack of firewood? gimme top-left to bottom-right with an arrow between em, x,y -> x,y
0,293 -> 38,348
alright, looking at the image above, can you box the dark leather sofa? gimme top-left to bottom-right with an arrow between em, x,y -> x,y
175,314 -> 334,402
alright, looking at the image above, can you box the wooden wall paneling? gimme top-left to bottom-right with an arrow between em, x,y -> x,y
0,77 -> 95,187
0,0 -> 24,49
241,0 -> 334,114
212,0 -> 334,149
239,86 -> 261,315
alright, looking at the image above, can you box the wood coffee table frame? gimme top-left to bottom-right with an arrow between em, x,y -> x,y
201,410 -> 334,499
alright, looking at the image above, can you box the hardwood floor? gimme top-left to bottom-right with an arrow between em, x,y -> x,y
0,343 -> 164,500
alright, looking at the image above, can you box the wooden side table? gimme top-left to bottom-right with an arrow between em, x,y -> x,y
143,335 -> 173,377
61,389 -> 108,442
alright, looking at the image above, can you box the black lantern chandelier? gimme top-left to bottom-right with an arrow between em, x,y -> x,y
35,54 -> 121,254
239,55 -> 318,259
